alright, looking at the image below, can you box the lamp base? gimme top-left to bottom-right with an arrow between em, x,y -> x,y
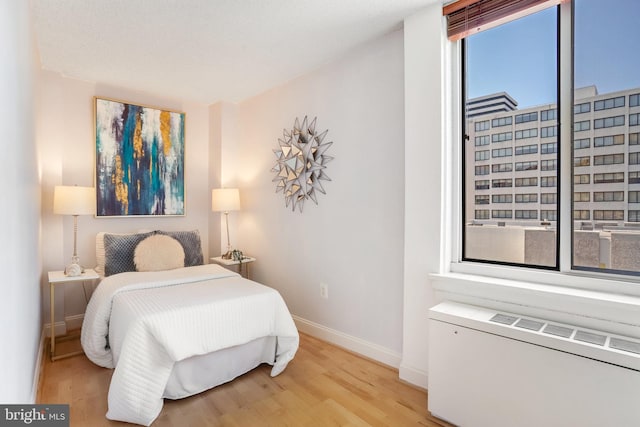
65,263 -> 83,277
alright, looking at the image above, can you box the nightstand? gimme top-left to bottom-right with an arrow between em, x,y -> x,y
48,269 -> 99,361
210,256 -> 256,279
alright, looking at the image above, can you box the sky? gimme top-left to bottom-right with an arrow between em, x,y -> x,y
466,0 -> 640,109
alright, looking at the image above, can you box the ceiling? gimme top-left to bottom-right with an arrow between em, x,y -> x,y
32,0 -> 437,105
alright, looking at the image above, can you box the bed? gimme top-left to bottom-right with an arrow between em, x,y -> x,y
80,230 -> 299,426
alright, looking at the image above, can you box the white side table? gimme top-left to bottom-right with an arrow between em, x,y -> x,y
48,269 -> 100,361
210,256 -> 256,279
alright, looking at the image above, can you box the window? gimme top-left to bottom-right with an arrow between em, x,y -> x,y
475,195 -> 490,205
594,134 -> 624,147
492,162 -> 513,173
574,156 -> 590,167
475,210 -> 490,219
541,108 -> 557,121
492,147 -> 512,158
515,144 -> 538,155
461,0 -> 640,275
574,120 -> 590,132
593,210 -> 624,221
541,125 -> 557,138
492,210 -> 512,219
492,179 -> 512,188
475,120 -> 490,131
475,180 -> 490,190
515,112 -> 538,124
515,193 -> 538,203
594,96 -> 625,111
475,135 -> 490,146
492,194 -> 512,203
515,128 -> 538,140
515,177 -> 538,187
492,132 -> 513,143
475,150 -> 490,161
515,161 -> 537,171
594,115 -> 624,129
574,210 -> 590,220
541,159 -> 556,171
629,211 -> 640,222
593,153 -> 624,166
574,138 -> 590,149
492,116 -> 512,127
574,174 -> 590,185
593,172 -> 624,184
541,176 -> 557,187
574,102 -> 590,114
574,192 -> 590,202
475,165 -> 490,175
515,210 -> 537,219
593,191 -> 624,202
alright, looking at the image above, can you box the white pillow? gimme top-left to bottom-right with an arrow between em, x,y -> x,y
133,234 -> 185,272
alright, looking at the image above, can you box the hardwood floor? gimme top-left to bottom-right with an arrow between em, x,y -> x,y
38,333 -> 453,426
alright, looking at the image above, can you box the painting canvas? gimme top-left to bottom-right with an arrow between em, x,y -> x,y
95,98 -> 185,216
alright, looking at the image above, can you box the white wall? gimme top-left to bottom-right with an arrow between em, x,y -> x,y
37,71 -> 215,332
230,30 -> 406,358
0,0 -> 42,403
401,4 -> 444,387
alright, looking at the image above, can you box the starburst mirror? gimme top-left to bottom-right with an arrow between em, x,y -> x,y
272,116 -> 333,212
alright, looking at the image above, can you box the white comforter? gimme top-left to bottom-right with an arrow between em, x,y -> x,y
81,264 -> 299,426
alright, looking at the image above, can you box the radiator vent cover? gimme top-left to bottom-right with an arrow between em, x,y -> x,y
490,312 -> 640,356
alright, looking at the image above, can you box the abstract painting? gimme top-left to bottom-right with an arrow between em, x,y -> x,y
95,97 -> 185,216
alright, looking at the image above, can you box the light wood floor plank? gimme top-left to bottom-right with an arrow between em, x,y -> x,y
38,333 -> 453,426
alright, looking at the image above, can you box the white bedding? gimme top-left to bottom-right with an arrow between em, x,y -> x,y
81,264 -> 299,426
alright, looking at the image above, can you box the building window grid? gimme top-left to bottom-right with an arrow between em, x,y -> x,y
475,135 -> 490,146
594,172 -> 625,184
630,191 -> 640,203
541,193 -> 557,204
630,133 -> 640,145
574,192 -> 590,202
594,115 -> 625,129
541,159 -> 557,171
492,194 -> 513,203
491,209 -> 513,219
475,165 -> 490,176
492,132 -> 513,143
574,210 -> 590,220
594,134 -> 624,147
541,176 -> 557,187
541,142 -> 557,154
630,172 -> 640,184
514,111 -> 538,124
630,113 -> 640,127
475,150 -> 490,161
515,177 -> 538,187
629,211 -> 640,222
475,120 -> 490,132
593,191 -> 624,202
630,152 -> 640,165
541,108 -> 557,121
492,162 -> 513,173
475,210 -> 490,220
541,125 -> 558,138
593,210 -> 624,221
515,210 -> 538,219
574,174 -> 590,184
574,156 -> 591,167
515,128 -> 538,140
540,210 -> 557,221
594,96 -> 625,111
574,102 -> 591,114
574,120 -> 591,132
515,144 -> 538,155
492,147 -> 513,158
593,153 -> 624,166
574,138 -> 590,149
492,116 -> 513,127
475,195 -> 490,205
631,94 -> 640,108
492,179 -> 513,188
515,193 -> 538,203
515,161 -> 538,171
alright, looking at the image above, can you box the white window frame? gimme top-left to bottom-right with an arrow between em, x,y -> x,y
443,1 -> 640,302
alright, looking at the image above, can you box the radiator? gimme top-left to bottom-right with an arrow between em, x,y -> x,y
428,301 -> 640,427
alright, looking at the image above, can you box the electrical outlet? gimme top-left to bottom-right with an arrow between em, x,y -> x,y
320,282 -> 329,299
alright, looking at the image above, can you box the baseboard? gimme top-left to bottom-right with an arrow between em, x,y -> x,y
44,313 -> 85,337
292,315 -> 402,369
31,330 -> 46,403
399,362 -> 428,389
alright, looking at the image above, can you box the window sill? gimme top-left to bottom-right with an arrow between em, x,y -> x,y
430,267 -> 640,339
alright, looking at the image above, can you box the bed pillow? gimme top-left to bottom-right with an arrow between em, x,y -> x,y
157,230 -> 204,267
103,232 -> 154,276
134,234 -> 185,272
100,230 -> 204,276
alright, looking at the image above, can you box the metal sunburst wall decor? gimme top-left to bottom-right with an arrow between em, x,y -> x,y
272,116 -> 333,212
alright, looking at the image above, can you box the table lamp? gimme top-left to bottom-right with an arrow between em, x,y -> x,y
211,188 -> 240,259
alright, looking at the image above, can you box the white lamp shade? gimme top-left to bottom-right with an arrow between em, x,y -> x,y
211,188 -> 240,212
53,185 -> 96,215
